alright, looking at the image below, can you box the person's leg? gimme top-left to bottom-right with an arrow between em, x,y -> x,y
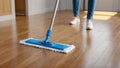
87,0 -> 96,19
86,0 -> 96,30
73,0 -> 81,17
69,0 -> 81,25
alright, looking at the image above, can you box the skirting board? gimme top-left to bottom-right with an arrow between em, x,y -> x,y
0,15 -> 15,22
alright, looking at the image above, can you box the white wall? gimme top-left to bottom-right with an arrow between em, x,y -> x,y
119,0 -> 120,11
65,0 -> 84,10
59,0 -> 67,10
113,0 -> 119,11
27,0 -> 68,15
27,0 -> 55,15
96,0 -> 119,11
27,0 -> 84,16
85,0 -> 120,11
119,6 -> 120,11
0,0 -> 15,21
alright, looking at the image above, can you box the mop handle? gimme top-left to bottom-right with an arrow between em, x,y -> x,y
44,0 -> 60,42
49,0 -> 60,30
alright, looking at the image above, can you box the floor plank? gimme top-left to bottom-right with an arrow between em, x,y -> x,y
0,10 -> 120,68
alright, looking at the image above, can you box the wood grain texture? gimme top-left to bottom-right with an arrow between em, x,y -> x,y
3,0 -> 12,15
15,0 -> 26,15
0,0 -> 4,15
0,10 -> 120,68
0,0 -> 12,16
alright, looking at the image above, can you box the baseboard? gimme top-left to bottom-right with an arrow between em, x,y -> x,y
27,8 -> 53,16
0,15 -> 15,22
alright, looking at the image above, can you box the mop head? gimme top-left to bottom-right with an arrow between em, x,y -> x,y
19,38 -> 75,53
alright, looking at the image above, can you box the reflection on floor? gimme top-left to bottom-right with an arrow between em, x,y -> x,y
0,11 -> 120,68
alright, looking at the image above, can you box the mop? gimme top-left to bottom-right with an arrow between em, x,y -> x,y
19,0 -> 75,53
